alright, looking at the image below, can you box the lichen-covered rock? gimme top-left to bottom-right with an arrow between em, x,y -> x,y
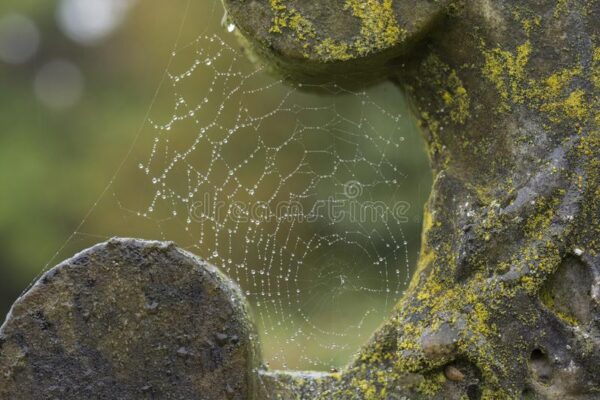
223,0 -> 600,398
0,238 -> 259,400
224,0 -> 449,82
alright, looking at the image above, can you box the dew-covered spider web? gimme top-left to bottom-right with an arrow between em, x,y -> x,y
45,1 -> 429,371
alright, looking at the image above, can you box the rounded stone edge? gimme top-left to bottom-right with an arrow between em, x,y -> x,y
0,237 -> 263,400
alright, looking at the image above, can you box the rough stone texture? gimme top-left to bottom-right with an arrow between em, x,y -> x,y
0,238 -> 259,400
223,0 -> 600,399
224,0 -> 447,84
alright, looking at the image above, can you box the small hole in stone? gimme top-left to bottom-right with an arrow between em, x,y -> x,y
530,349 -> 545,361
521,387 -> 535,399
529,348 -> 552,384
467,384 -> 481,400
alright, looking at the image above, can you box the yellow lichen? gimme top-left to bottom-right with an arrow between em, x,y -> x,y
444,71 -> 471,124
343,0 -> 403,56
315,39 -> 352,61
592,48 -> 600,90
512,8 -> 542,36
540,286 -> 580,325
422,53 -> 471,124
554,0 -> 572,17
482,41 -> 532,110
482,40 -> 595,124
415,372 -> 446,396
269,0 -> 316,41
269,0 -> 405,62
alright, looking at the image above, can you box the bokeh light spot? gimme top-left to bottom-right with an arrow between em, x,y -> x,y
56,0 -> 136,46
0,14 -> 40,64
34,59 -> 84,110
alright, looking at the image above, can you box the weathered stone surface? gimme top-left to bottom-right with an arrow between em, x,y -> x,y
224,0 -> 449,83
0,238 -> 258,400
223,0 -> 600,398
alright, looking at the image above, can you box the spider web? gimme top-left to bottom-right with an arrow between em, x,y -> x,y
44,1 -> 423,371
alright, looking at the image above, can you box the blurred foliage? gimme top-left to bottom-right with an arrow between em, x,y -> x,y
0,0 -> 431,369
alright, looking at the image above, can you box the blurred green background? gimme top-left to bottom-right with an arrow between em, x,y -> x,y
0,0 -> 431,370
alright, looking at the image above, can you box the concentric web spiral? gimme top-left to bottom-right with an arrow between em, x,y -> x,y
60,6 -> 425,370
